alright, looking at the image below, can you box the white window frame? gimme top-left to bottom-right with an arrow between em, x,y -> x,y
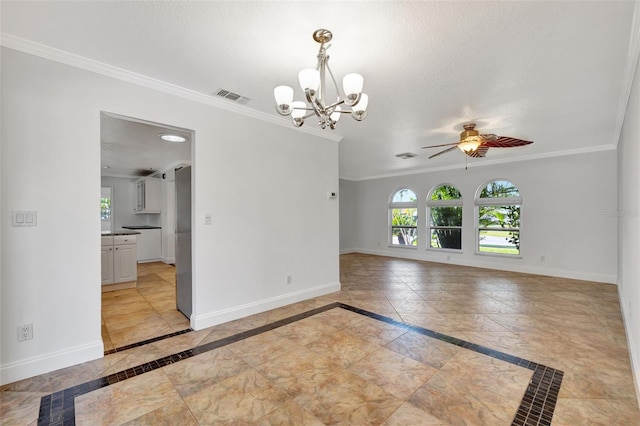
427,183 -> 463,252
389,188 -> 418,248
475,179 -> 522,258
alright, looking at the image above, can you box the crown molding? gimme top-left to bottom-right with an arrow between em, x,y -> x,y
340,144 -> 616,181
0,33 -> 343,144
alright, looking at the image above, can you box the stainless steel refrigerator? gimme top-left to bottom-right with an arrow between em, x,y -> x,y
175,166 -> 192,319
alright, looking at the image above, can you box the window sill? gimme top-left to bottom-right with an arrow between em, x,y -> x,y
475,251 -> 522,260
389,245 -> 418,250
427,248 -> 462,254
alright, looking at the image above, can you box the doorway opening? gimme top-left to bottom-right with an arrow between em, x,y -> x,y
100,112 -> 193,352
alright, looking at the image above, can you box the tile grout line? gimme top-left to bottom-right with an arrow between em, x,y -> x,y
37,302 -> 563,425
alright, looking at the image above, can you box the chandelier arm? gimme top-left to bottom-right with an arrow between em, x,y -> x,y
324,61 -> 344,101
325,99 -> 346,111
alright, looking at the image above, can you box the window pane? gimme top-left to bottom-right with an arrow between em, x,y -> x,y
430,206 -> 462,227
430,185 -> 461,200
391,208 -> 417,246
479,229 -> 520,255
479,205 -> 520,229
480,180 -> 520,198
430,229 -> 461,249
392,189 -> 417,203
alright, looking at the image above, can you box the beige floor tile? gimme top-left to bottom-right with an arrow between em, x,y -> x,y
163,347 -> 251,397
294,370 -> 403,425
121,399 -> 198,425
182,369 -> 288,425
348,347 -> 438,400
385,331 -> 460,369
255,347 -> 345,398
74,370 -> 181,426
381,402 -> 448,425
409,371 -> 521,425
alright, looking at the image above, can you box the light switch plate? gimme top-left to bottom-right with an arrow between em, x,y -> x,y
12,210 -> 37,227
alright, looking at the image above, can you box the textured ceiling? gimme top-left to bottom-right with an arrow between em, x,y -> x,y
1,1 -> 638,179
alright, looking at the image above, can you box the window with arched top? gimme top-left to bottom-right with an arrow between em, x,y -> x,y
427,184 -> 462,250
389,188 -> 418,247
476,179 -> 522,256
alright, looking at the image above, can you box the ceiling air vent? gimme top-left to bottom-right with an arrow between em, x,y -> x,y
214,89 -> 250,105
395,152 -> 418,159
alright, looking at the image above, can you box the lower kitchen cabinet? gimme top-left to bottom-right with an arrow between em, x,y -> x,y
101,235 -> 137,291
101,246 -> 114,284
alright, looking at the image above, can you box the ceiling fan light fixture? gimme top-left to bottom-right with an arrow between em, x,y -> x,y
273,29 -> 368,130
458,137 -> 481,152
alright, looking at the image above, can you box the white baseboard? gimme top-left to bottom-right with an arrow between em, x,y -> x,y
0,341 -> 104,386
161,257 -> 175,264
191,281 -> 341,330
346,248 -> 617,284
619,286 -> 640,409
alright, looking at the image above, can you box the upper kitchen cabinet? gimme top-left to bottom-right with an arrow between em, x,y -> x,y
134,177 -> 161,214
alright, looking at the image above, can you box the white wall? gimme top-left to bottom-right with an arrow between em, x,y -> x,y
0,47 -> 339,384
341,150 -> 618,283
618,42 -> 640,406
339,179 -> 358,252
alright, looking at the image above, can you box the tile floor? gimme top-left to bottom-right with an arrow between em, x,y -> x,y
102,262 -> 190,352
2,253 -> 639,425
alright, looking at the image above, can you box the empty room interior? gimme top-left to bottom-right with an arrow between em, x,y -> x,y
2,1 -> 640,425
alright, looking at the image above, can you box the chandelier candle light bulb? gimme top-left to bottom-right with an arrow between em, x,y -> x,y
274,29 -> 368,129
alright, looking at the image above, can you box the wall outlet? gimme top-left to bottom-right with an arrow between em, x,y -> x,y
286,274 -> 293,285
17,323 -> 33,341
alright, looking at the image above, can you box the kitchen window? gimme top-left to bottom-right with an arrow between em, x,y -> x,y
101,186 -> 113,234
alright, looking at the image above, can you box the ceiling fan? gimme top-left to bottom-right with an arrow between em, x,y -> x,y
422,123 -> 533,159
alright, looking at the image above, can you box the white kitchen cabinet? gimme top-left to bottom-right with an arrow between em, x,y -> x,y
136,228 -> 162,262
134,178 -> 161,214
114,242 -> 137,282
102,234 -> 137,289
101,246 -> 114,284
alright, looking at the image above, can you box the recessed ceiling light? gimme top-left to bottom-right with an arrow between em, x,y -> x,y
102,165 -> 111,169
159,134 -> 187,143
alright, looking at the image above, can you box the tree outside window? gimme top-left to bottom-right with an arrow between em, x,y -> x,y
476,180 -> 521,255
390,188 -> 418,247
428,184 -> 462,250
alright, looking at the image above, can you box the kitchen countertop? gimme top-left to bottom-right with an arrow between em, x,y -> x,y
101,230 -> 141,236
122,226 -> 162,230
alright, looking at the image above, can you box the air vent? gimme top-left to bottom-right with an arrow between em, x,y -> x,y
395,152 -> 418,159
214,89 -> 250,105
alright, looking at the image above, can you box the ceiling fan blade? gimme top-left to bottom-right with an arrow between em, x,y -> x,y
428,146 -> 458,159
465,145 -> 490,158
421,141 -> 460,149
483,136 -> 533,148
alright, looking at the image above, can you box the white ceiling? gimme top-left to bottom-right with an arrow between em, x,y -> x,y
2,1 -> 638,180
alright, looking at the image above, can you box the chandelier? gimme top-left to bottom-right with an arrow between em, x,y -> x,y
274,29 -> 369,130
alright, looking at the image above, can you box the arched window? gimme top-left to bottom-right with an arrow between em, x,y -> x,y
427,184 -> 462,250
476,180 -> 522,256
389,188 -> 418,247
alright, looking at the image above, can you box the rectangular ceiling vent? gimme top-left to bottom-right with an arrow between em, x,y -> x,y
215,89 -> 250,105
395,152 -> 418,159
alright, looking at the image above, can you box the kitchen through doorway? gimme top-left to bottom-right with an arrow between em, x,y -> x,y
100,112 -> 193,351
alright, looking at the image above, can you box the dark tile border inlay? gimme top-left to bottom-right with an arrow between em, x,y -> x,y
103,328 -> 192,355
37,303 -> 562,425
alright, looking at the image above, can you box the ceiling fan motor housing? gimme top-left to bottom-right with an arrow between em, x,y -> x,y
460,123 -> 479,141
